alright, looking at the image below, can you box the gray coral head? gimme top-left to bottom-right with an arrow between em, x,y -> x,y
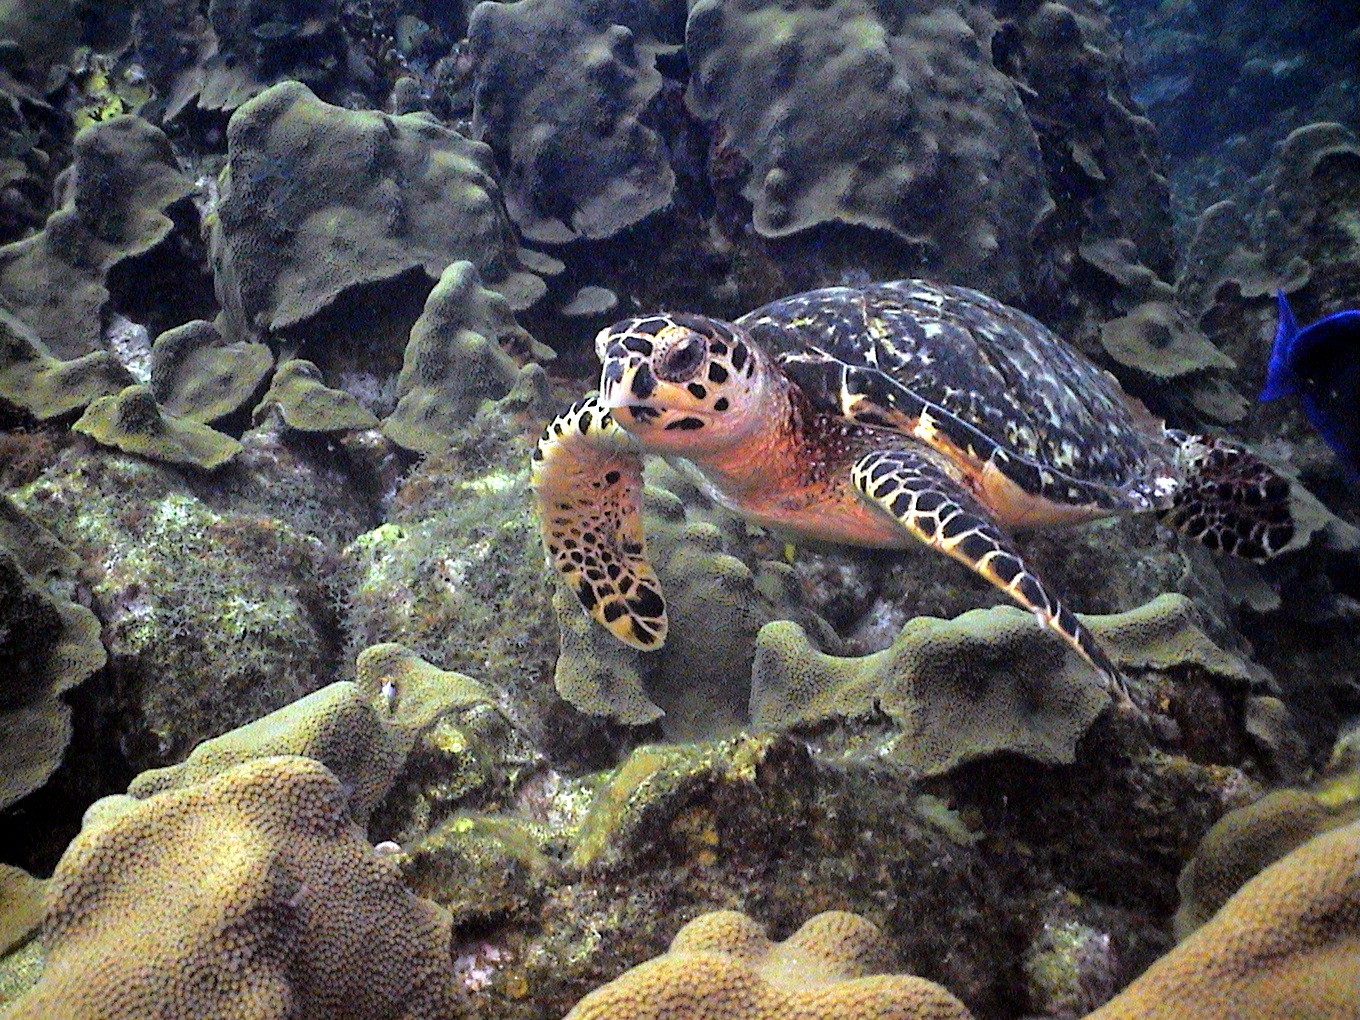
594,311 -> 772,456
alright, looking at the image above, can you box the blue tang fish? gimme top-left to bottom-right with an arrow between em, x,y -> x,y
1260,291 -> 1360,477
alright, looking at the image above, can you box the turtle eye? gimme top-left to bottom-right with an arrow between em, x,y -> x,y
657,336 -> 707,382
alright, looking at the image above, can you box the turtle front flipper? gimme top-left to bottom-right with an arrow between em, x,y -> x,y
531,393 -> 668,650
852,447 -> 1133,709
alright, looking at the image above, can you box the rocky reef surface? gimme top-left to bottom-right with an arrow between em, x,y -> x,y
1,0 -> 1358,1018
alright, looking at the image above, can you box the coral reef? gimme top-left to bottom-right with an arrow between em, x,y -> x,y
0,116 -> 194,358
382,260 -> 548,455
252,359 -> 379,433
686,0 -> 1049,296
563,909 -> 974,1020
1088,821 -> 1360,1020
73,384 -> 243,469
0,496 -> 106,809
0,307 -> 134,422
4,756 -> 457,1019
211,80 -> 545,349
13,453 -> 341,770
468,0 -> 680,243
751,594 -> 1247,775
1174,730 -> 1360,938
149,319 -> 273,425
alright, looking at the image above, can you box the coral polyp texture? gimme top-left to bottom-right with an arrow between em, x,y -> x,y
0,497 -> 106,809
4,756 -> 457,1020
252,359 -> 378,433
211,80 -> 545,345
382,260 -> 545,455
685,0 -> 1050,292
468,0 -> 680,243
0,116 -> 193,357
1087,821 -> 1360,1020
0,308 -> 134,421
1173,731 -> 1360,939
751,593 -> 1246,775
563,909 -> 974,1020
148,319 -> 274,425
74,384 -> 243,469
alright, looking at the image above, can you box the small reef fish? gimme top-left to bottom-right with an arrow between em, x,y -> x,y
1260,291 -> 1360,477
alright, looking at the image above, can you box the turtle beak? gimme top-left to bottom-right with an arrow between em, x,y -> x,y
601,359 -> 657,412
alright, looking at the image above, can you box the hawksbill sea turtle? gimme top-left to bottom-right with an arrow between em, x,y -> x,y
531,279 -> 1294,709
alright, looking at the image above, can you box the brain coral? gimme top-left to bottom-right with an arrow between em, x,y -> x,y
468,0 -> 680,243
685,0 -> 1050,293
1087,821 -> 1359,1020
0,497 -> 106,809
5,756 -> 456,1020
563,909 -> 974,1020
1173,730 -> 1360,939
750,593 -> 1245,775
0,115 -> 194,358
212,81 -> 544,344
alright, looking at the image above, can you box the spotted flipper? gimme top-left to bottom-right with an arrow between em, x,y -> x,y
852,447 -> 1133,708
1160,431 -> 1294,561
531,393 -> 667,650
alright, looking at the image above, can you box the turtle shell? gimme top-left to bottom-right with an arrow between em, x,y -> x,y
736,280 -> 1175,511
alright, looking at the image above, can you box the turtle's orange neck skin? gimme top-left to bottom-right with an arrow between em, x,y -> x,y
670,375 -> 931,547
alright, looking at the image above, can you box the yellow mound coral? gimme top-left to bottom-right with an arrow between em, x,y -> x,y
1174,730 -> 1360,938
5,756 -> 455,1019
1088,821 -> 1359,1020
563,909 -> 974,1020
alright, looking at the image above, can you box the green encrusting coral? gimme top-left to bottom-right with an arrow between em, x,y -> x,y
252,359 -> 378,433
211,79 -> 545,348
74,384 -> 242,469
749,593 -> 1250,774
0,308 -> 134,422
0,116 -> 194,358
148,319 -> 273,425
382,260 -> 550,456
0,496 -> 106,810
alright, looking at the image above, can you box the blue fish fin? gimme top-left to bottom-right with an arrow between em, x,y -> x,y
1259,290 -> 1301,401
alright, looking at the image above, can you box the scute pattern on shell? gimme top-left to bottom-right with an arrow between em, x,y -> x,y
737,280 -> 1177,510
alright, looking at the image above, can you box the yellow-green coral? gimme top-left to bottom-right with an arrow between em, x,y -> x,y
252,359 -> 378,432
563,909 -> 974,1020
5,756 -> 456,1020
750,593 -> 1246,775
126,681 -> 405,826
1174,729 -> 1360,938
74,384 -> 243,469
0,307 -> 134,421
0,497 -> 107,809
1088,821 -> 1359,1020
149,319 -> 273,425
382,261 -> 545,456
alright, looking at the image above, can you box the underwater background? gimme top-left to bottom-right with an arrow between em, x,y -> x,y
0,0 -> 1357,1017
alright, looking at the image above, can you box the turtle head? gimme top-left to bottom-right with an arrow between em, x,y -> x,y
595,312 -> 772,453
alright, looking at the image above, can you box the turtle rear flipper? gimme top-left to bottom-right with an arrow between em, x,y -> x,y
532,394 -> 668,650
852,446 -> 1133,709
1161,431 -> 1294,562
